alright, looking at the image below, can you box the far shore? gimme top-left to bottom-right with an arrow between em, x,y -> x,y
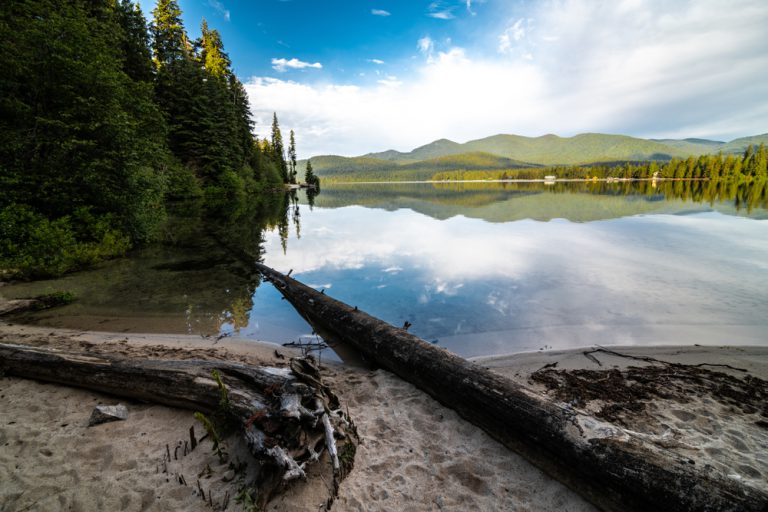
323,177 -> 711,185
1,316 -> 766,510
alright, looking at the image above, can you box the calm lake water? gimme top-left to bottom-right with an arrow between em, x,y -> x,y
3,180 -> 767,360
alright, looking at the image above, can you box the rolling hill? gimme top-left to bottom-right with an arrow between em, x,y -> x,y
303,151 -> 538,182
304,132 -> 768,181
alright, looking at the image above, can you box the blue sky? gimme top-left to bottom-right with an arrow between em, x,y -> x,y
174,1 -> 768,158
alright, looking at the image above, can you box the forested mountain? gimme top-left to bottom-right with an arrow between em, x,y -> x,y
313,132 -> 768,182
301,152 -> 536,182
355,132 -> 768,166
0,0 -> 292,278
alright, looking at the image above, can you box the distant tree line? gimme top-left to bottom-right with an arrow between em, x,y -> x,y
432,145 -> 768,182
0,0 -> 296,278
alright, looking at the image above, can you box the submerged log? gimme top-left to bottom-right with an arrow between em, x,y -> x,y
255,262 -> 768,512
0,342 -> 356,505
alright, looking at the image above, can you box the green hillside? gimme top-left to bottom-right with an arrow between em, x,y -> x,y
308,132 -> 768,181
363,133 -> 698,166
302,151 -> 537,181
300,155 -> 399,176
650,138 -> 725,155
720,133 -> 768,154
459,133 -> 690,165
365,138 -> 464,162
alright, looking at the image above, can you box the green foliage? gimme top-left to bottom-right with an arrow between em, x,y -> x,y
0,0 -> 168,252
115,0 -> 154,82
200,19 -> 230,79
306,151 -> 535,182
193,411 -> 226,461
211,369 -> 231,413
318,133 -> 768,180
288,130 -> 297,184
235,485 -> 260,512
320,145 -> 768,184
304,160 -> 320,189
192,369 -> 236,463
0,205 -> 131,278
151,0 -> 187,68
0,0 -> 293,278
32,291 -> 76,310
271,113 -> 289,182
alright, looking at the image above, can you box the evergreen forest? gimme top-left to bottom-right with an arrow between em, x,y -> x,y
0,0 -> 296,278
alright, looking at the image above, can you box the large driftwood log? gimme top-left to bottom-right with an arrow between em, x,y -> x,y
255,262 -> 768,512
0,342 -> 355,505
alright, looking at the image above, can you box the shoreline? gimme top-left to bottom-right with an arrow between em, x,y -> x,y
322,177 -> 711,185
1,319 -> 766,510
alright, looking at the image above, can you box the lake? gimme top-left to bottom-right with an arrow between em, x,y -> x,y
3,180 -> 767,361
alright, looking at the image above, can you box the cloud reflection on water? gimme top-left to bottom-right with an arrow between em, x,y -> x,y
262,204 -> 768,356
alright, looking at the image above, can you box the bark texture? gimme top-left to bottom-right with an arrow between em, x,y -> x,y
0,342 -> 357,506
255,262 -> 768,512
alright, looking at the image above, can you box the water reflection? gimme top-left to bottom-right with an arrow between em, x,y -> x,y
269,181 -> 768,356
2,193 -> 306,340
306,180 -> 768,222
3,181 -> 767,359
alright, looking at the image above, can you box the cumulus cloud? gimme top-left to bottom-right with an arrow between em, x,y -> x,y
247,0 -> 768,157
368,58 -> 385,65
271,58 -> 323,72
371,9 -> 390,16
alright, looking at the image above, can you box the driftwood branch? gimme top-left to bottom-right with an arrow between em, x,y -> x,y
254,262 -> 768,512
0,342 -> 357,505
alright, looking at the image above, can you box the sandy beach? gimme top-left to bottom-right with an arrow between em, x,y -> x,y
1,319 -> 766,511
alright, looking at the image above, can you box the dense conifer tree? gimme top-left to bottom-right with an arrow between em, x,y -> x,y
271,113 -> 289,182
151,0 -> 187,68
288,130 -> 297,184
0,0 -> 292,277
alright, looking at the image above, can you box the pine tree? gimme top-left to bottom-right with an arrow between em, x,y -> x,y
151,0 -> 187,69
288,130 -> 297,184
305,159 -> 319,188
0,0 -> 170,275
200,19 -> 231,79
115,0 -> 154,82
271,113 -> 288,182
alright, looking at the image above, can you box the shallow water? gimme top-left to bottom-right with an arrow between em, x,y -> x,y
3,181 -> 767,360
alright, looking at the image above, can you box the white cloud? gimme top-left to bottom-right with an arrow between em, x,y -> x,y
498,18 -> 528,54
368,59 -> 385,65
271,58 -> 323,72
417,36 -> 435,59
377,75 -> 403,88
371,9 -> 390,16
208,0 -> 230,21
246,0 -> 768,157
429,10 -> 455,20
428,1 -> 455,19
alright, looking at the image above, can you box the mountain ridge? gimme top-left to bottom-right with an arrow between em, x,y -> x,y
304,132 -> 768,179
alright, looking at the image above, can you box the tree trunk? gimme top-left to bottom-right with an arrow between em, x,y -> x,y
0,342 -> 356,505
255,262 -> 768,512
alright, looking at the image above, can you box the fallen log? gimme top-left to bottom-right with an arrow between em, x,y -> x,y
255,262 -> 768,512
0,342 -> 356,507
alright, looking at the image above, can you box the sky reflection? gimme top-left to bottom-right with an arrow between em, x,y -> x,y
259,200 -> 768,357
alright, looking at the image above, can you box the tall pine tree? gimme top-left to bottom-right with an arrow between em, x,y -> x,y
271,113 -> 288,183
288,130 -> 297,184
